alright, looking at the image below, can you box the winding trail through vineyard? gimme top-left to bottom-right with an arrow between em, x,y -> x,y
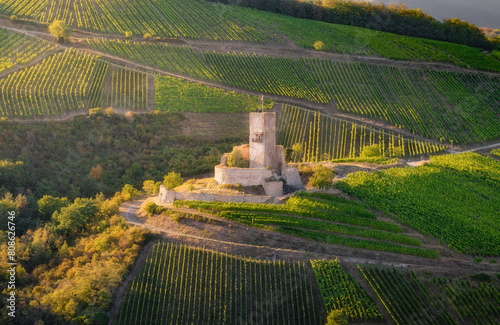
3,23 -> 500,152
119,199 -> 500,273
3,22 -> 500,78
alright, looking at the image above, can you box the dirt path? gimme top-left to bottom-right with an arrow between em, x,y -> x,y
119,200 -> 500,274
116,196 -> 499,325
3,22 -> 500,152
3,19 -> 500,77
108,240 -> 156,324
3,23 -> 500,151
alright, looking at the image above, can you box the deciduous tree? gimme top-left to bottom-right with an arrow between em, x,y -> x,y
48,20 -> 71,43
163,171 -> 183,190
310,164 -> 335,190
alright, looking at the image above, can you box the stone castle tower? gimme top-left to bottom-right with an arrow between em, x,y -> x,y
215,112 -> 303,196
249,112 -> 280,169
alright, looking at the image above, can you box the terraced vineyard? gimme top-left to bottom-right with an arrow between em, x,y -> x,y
359,266 -> 500,324
4,0 -> 499,71
337,153 -> 500,257
115,243 -> 320,325
1,0 -> 178,37
0,0 -> 276,42
174,192 -> 438,258
103,67 -> 149,111
1,30 -> 498,145
152,0 -> 276,42
277,104 -> 447,161
86,38 -> 500,145
155,75 -> 273,113
0,48 -> 108,117
311,259 -> 383,322
87,39 -> 215,80
260,10 -> 500,72
0,28 -> 57,74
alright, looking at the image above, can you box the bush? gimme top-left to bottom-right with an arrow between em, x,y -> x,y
163,171 -> 183,190
143,33 -> 152,40
48,20 -> 71,43
292,143 -> 304,162
143,180 -> 161,195
227,149 -> 249,168
121,184 -> 139,201
314,41 -> 326,50
104,107 -> 116,116
326,309 -> 348,325
360,144 -> 382,158
471,273 -> 492,282
143,202 -> 165,216
125,31 -> 132,38
310,165 -> 335,190
89,107 -> 103,116
10,15 -> 18,22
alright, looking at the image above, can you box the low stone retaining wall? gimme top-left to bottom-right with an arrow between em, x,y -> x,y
158,185 -> 273,204
214,165 -> 274,187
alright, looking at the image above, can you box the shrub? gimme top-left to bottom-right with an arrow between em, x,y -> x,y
121,184 -> 139,201
310,165 -> 335,190
124,111 -> 134,121
143,33 -> 152,40
163,171 -> 183,190
89,107 -> 103,116
49,20 -> 71,43
314,41 -> 326,50
143,202 -> 165,216
492,50 -> 500,60
297,164 -> 314,176
143,180 -> 161,195
360,144 -> 382,158
292,143 -> 304,162
104,107 -> 116,116
125,31 -> 132,38
10,15 -> 18,22
471,273 -> 492,282
326,309 -> 348,325
227,149 -> 249,168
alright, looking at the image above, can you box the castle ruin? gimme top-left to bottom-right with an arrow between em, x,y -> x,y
215,112 -> 303,196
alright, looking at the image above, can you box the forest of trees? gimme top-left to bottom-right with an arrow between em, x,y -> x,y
0,111 -> 243,203
207,0 -> 497,50
0,184 -> 152,324
0,108 -> 249,323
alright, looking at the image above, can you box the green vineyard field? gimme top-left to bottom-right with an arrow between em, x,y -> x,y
2,0 -> 499,71
311,259 -> 383,322
0,47 -> 157,118
277,104 -> 447,161
0,28 -> 57,74
174,192 -> 438,258
337,153 -> 500,256
103,66 -> 149,111
87,38 -> 500,145
155,75 -> 273,113
115,243 -> 321,325
359,266 -> 500,324
0,48 -> 108,117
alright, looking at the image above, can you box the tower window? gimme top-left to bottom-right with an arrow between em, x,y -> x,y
252,131 -> 263,143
